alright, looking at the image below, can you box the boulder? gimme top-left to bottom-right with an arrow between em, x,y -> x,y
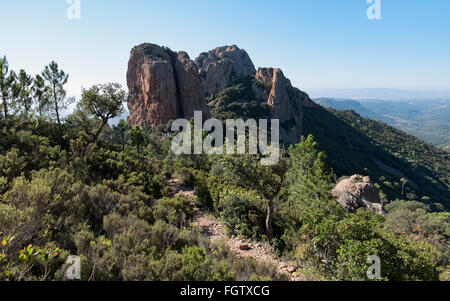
332,175 -> 384,214
239,244 -> 251,251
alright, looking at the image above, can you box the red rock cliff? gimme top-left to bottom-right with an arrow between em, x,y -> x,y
127,43 -> 209,128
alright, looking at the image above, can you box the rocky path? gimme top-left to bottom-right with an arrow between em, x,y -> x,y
167,178 -> 305,281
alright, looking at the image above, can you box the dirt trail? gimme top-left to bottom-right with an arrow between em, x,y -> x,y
167,178 -> 305,281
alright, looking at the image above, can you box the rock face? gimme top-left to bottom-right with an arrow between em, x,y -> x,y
127,43 -> 209,128
127,43 -> 314,145
332,175 -> 384,214
173,52 -> 208,119
254,68 -> 314,144
195,45 -> 256,95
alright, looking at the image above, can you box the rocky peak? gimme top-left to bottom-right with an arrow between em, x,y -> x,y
255,67 -> 276,83
332,175 -> 384,214
126,43 -> 314,145
254,67 -> 314,144
127,43 -> 209,128
195,45 -> 256,95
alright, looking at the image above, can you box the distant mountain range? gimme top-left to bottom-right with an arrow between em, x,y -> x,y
315,97 -> 450,150
308,88 -> 450,100
109,110 -> 130,126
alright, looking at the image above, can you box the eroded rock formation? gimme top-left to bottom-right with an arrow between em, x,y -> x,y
127,43 -> 314,145
195,45 -> 256,95
332,175 -> 384,215
254,67 -> 314,144
127,44 -> 209,128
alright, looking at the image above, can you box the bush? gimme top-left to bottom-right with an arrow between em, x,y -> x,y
152,195 -> 193,228
193,170 -> 214,210
217,189 -> 266,239
125,171 -> 163,198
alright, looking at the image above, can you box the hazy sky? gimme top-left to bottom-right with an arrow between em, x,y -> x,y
1,0 -> 450,99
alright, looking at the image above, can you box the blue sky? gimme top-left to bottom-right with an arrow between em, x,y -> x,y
1,0 -> 450,99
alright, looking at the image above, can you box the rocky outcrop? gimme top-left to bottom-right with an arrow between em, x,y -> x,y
127,43 -> 314,145
195,45 -> 256,95
254,68 -> 314,144
127,43 -> 209,128
173,51 -> 209,120
332,175 -> 384,214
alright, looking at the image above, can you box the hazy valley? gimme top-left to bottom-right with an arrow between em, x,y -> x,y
315,97 -> 450,150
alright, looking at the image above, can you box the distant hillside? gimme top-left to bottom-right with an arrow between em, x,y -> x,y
109,110 -> 130,126
308,88 -> 450,99
315,97 -> 386,121
314,97 -> 450,149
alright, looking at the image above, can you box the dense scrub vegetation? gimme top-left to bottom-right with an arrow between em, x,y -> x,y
0,58 -> 286,281
0,57 -> 448,281
207,76 -> 270,121
198,136 -> 447,280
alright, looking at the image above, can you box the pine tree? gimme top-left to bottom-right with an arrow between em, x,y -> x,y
284,135 -> 345,269
112,119 -> 129,151
0,56 -> 19,119
17,69 -> 33,115
32,74 -> 49,117
286,134 -> 334,211
41,61 -> 70,124
130,126 -> 145,162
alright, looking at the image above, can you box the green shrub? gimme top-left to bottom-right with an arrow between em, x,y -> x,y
217,189 -> 266,239
152,195 -> 193,228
